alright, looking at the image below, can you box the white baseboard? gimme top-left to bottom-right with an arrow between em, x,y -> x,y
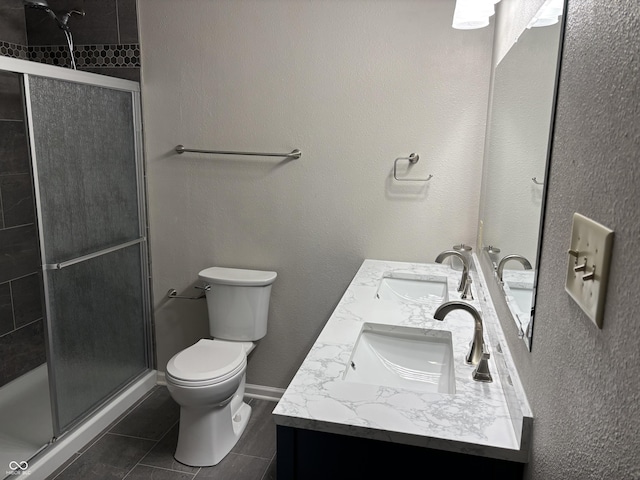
156,371 -> 283,402
245,384 -> 285,402
156,371 -> 167,386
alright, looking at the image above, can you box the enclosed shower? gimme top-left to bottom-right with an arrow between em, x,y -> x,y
0,57 -> 154,479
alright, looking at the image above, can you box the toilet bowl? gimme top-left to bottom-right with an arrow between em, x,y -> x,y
165,266 -> 277,467
166,339 -> 254,466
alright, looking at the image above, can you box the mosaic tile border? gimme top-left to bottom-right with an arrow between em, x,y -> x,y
29,43 -> 141,68
0,42 -> 140,69
0,41 -> 30,60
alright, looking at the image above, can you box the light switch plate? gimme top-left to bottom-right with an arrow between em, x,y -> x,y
565,213 -> 614,328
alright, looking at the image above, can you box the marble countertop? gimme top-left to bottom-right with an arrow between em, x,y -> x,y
272,258 -> 532,462
501,269 -> 536,335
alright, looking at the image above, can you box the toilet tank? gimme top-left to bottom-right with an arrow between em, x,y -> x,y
198,267 -> 277,341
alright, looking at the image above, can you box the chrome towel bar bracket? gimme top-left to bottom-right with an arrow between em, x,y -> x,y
393,153 -> 433,182
175,145 -> 302,159
167,285 -> 210,300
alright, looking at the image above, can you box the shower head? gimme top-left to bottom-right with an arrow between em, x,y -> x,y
59,8 -> 86,28
24,0 -> 84,70
24,0 -> 58,23
24,0 -> 50,7
24,0 -> 85,32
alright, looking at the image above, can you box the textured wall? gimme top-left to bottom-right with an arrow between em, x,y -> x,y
501,1 -> 640,478
138,0 -> 494,388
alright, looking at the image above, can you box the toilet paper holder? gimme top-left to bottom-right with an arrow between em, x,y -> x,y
393,153 -> 433,182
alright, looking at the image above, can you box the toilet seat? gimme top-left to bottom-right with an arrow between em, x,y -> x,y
167,339 -> 246,387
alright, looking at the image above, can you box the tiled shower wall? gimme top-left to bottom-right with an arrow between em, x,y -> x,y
0,0 -> 141,387
0,71 -> 45,387
1,0 -> 141,81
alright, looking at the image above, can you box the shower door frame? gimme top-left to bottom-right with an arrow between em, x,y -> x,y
0,56 -> 154,439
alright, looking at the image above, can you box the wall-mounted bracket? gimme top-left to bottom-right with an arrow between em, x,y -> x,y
167,285 -> 210,300
393,153 -> 433,182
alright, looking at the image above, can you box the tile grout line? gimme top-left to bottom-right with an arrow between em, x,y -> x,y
0,270 -> 40,283
107,431 -> 168,442
120,415 -> 178,480
48,453 -> 80,480
114,0 -> 121,45
0,220 -> 36,230
121,437 -> 169,480
0,315 -> 44,340
136,462 -> 200,477
233,451 -> 276,462
8,278 -> 15,331
122,418 -> 201,480
49,434 -> 104,478
0,183 -> 4,229
49,387 -> 164,479
259,450 -> 277,480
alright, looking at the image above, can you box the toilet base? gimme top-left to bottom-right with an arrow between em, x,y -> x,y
174,399 -> 252,467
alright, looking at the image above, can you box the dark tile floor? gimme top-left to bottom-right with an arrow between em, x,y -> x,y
47,386 -> 277,480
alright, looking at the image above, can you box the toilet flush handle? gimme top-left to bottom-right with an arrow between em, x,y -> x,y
167,284 -> 210,300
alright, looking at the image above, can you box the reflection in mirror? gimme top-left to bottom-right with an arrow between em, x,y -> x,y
478,1 -> 565,349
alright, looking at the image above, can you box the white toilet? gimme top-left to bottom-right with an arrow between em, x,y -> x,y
165,266 -> 277,467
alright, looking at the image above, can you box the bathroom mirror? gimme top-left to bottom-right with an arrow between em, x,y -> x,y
478,3 -> 565,349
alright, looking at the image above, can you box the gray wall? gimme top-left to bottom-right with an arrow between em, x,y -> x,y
138,0 -> 494,388
0,0 -> 29,60
502,1 -> 640,478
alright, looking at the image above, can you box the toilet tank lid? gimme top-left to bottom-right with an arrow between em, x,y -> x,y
199,267 -> 277,286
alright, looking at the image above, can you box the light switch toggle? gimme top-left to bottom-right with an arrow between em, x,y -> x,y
569,252 -> 595,281
582,265 -> 595,282
565,213 -> 614,329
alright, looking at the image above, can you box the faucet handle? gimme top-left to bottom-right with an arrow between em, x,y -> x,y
472,352 -> 492,383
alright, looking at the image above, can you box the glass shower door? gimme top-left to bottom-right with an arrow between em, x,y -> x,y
26,75 -> 150,435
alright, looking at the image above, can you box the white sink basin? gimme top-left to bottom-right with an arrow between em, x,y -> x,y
508,285 -> 533,314
343,323 -> 455,394
375,273 -> 448,304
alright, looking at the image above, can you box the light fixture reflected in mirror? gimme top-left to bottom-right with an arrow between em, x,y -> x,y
452,0 -> 501,30
527,0 -> 564,28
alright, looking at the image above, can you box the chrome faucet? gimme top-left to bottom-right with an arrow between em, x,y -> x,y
434,250 -> 469,293
496,254 -> 533,282
434,301 -> 483,364
433,301 -> 492,382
